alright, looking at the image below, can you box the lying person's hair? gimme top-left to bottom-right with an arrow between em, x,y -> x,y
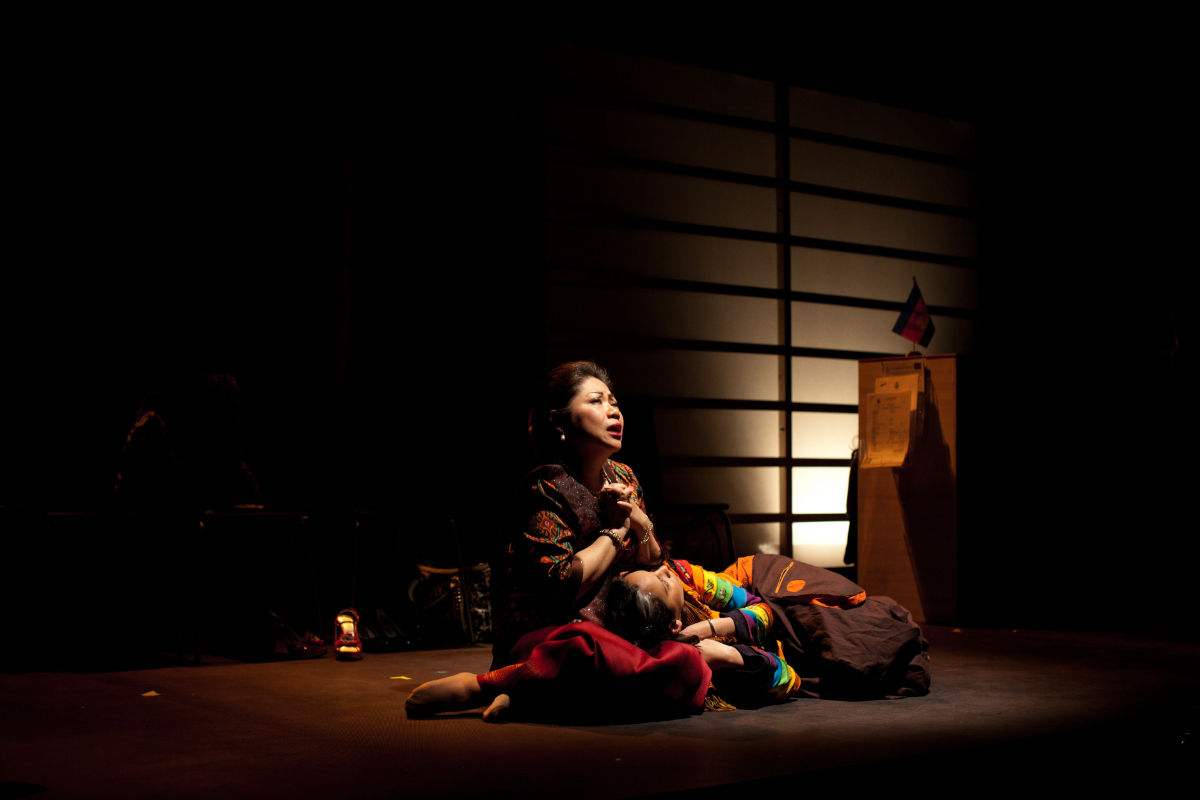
606,576 -> 699,654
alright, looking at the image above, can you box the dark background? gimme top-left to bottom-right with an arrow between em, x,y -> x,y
6,25 -> 385,510
2,19 -> 1190,629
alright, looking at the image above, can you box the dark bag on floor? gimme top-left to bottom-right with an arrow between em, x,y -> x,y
408,562 -> 492,643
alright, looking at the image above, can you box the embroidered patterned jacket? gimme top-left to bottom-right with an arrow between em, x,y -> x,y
495,460 -> 647,640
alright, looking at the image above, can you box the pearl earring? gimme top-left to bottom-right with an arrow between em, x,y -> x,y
560,431 -> 566,442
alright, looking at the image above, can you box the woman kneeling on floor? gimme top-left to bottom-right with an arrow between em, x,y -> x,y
406,361 -> 710,722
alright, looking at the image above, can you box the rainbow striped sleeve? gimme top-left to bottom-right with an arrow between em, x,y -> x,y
729,603 -> 773,649
686,562 -> 749,611
757,643 -> 802,700
679,562 -> 774,648
718,643 -> 802,702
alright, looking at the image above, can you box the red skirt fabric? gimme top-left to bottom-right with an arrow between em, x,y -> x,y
478,622 -> 711,722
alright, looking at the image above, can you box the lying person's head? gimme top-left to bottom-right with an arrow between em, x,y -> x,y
607,564 -> 697,653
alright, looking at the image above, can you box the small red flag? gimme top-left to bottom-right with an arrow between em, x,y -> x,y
892,279 -> 935,348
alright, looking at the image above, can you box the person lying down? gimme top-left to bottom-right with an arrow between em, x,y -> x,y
400,566 -> 768,724
406,555 -> 928,720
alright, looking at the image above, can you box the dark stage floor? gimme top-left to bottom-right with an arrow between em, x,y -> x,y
1,625 -> 1195,799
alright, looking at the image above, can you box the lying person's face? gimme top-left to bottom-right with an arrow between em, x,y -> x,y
625,563 -> 685,631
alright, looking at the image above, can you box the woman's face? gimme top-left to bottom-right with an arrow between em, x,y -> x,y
626,563 -> 685,631
559,376 -> 623,457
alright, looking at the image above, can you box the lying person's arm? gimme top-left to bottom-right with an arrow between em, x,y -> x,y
677,563 -> 774,648
683,615 -> 738,640
698,640 -> 802,701
695,638 -> 743,669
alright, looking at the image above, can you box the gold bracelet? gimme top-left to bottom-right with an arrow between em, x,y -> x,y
640,519 -> 654,545
597,529 -> 622,548
707,619 -> 716,638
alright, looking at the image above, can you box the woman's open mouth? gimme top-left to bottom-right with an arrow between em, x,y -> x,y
607,425 -> 622,438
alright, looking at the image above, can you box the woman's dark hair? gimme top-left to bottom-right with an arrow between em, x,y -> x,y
606,576 -> 699,654
528,360 -> 614,459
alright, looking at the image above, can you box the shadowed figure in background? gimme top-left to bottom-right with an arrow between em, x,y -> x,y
115,374 -> 262,510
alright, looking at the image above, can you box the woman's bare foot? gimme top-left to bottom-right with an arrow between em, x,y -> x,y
481,693 -> 511,722
405,672 -> 484,716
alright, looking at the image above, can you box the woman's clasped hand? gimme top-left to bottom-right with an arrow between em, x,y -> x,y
598,480 -> 649,539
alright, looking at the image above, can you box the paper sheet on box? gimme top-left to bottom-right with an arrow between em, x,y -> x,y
862,392 -> 910,468
875,373 -> 921,411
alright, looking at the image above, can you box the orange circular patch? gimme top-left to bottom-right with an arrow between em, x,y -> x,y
786,579 -> 806,592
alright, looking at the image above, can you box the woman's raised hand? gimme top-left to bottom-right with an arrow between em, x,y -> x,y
598,482 -> 636,534
625,495 -> 651,542
602,481 -> 658,563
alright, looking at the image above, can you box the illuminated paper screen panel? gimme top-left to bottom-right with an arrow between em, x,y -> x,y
549,100 -> 775,177
791,138 -> 976,208
791,247 -> 979,308
788,85 -> 975,159
550,161 -> 775,232
546,41 -> 977,564
656,408 -> 781,458
550,41 -> 775,122
791,357 -> 861,405
792,412 -> 859,459
790,192 -> 978,259
793,521 -> 853,568
661,467 -> 782,516
545,347 -> 781,402
547,284 -> 778,346
792,301 -> 978,356
792,467 -> 850,514
548,223 -> 777,288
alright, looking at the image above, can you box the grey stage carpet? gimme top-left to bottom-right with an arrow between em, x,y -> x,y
1,625 -> 1195,799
